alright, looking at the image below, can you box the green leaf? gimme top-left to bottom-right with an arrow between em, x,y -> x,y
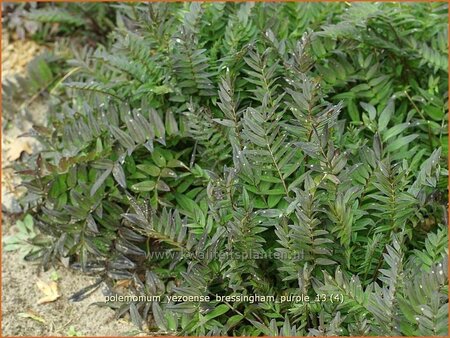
385,134 -> 419,152
160,168 -> 177,178
316,258 -> 336,265
152,302 -> 167,331
165,111 -> 179,136
156,180 -> 170,192
213,118 -> 235,127
131,181 -> 156,192
149,109 -> 165,139
90,168 -> 112,196
347,99 -> 360,122
23,215 -> 34,231
137,164 -> 160,176
225,314 -> 244,330
425,105 -> 444,121
151,149 -> 167,168
152,85 -> 173,95
112,163 -> 127,188
167,159 -> 188,169
110,126 -> 135,151
378,100 -> 394,132
360,102 -> 376,120
204,304 -> 229,321
382,122 -> 410,142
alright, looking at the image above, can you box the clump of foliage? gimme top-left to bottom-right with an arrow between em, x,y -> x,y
2,52 -> 58,119
2,2 -> 115,42
3,215 -> 50,258
2,2 -> 116,126
16,2 -> 448,336
2,2 -> 40,39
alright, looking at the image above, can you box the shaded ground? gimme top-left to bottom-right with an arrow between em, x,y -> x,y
1,33 -> 137,336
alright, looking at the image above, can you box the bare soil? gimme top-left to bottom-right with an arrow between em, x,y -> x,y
2,218 -> 137,336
